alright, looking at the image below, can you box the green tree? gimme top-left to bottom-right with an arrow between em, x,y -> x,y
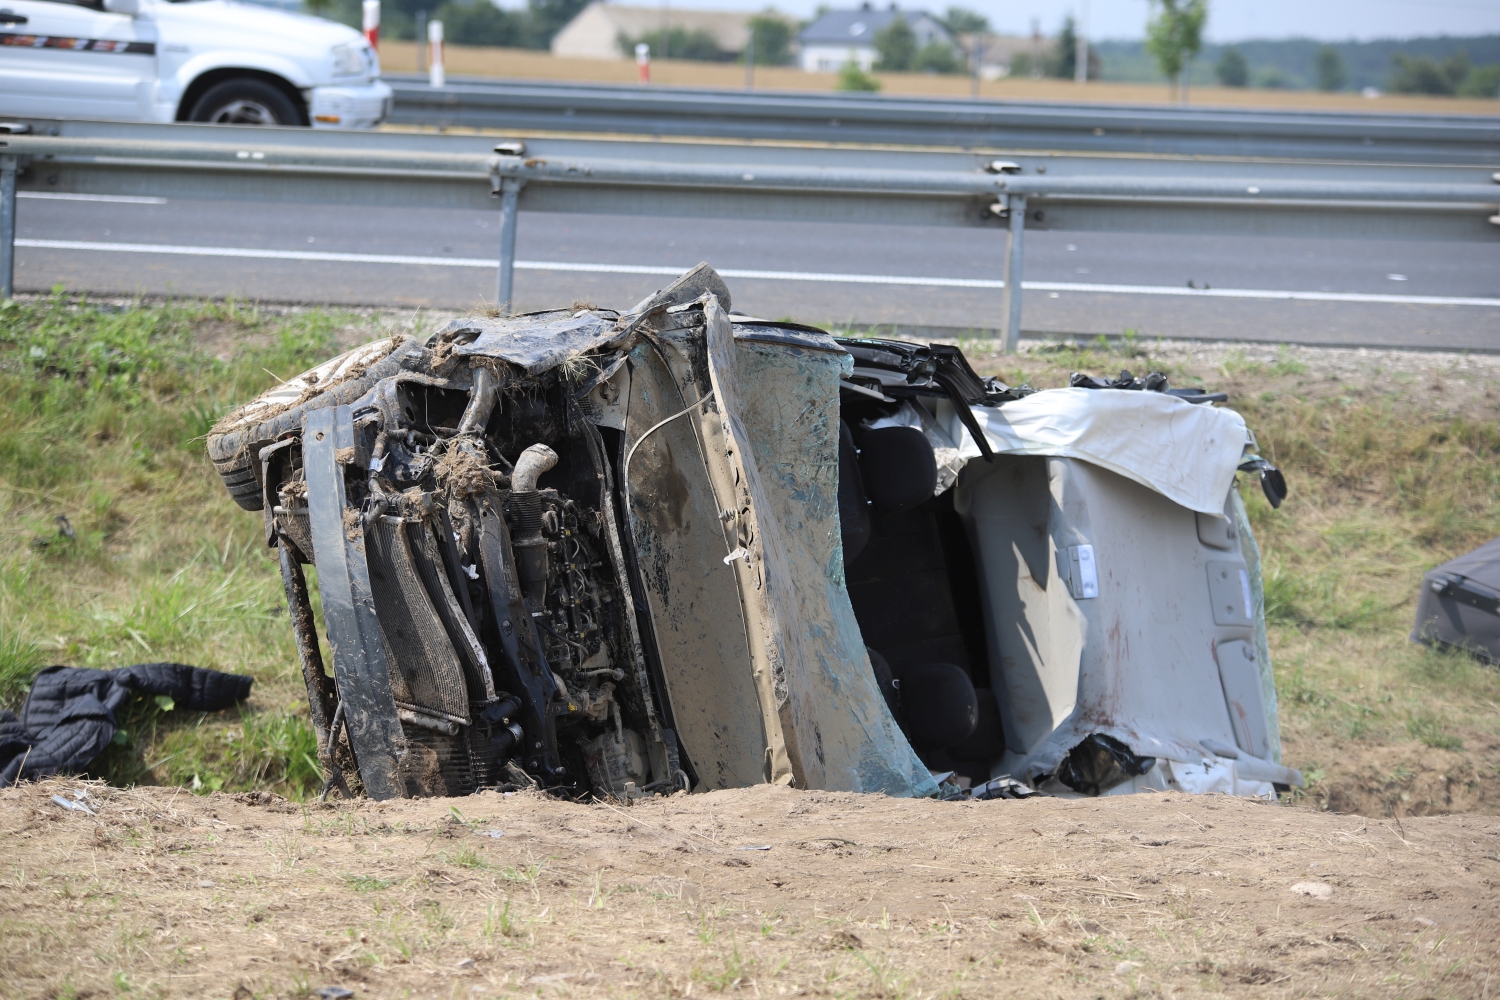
1457,63 -> 1500,98
1144,0 -> 1207,99
837,60 -> 881,90
1315,46 -> 1346,91
941,5 -> 988,35
1215,47 -> 1247,87
1389,51 -> 1471,95
914,40 -> 963,74
744,14 -> 793,66
1053,15 -> 1079,79
436,0 -> 525,47
619,27 -> 728,61
874,17 -> 917,72
523,0 -> 590,46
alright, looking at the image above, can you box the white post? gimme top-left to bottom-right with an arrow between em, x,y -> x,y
636,42 -> 651,84
427,19 -> 445,88
362,0 -> 379,50
1001,195 -> 1027,354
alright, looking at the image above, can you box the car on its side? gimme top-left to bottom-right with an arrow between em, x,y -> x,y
206,264 -> 1300,803
0,0 -> 389,127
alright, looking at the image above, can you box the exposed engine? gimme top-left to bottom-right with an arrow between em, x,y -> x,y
239,316 -> 686,801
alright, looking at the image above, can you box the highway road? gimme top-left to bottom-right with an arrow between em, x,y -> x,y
14,192 -> 1500,351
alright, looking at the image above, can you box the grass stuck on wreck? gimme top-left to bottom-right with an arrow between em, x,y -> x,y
2,287 -> 1500,813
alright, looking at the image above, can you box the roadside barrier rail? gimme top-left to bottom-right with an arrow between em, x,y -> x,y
3,118 -> 1497,351
383,75 -> 1500,167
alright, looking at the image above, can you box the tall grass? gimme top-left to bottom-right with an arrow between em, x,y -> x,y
0,293 -> 375,798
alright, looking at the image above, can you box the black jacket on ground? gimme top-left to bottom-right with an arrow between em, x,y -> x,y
0,663 -> 252,787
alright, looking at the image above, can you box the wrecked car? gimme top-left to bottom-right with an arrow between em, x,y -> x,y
207,264 -> 1301,802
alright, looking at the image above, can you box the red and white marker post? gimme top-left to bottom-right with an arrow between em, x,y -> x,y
362,0 -> 379,50
635,42 -> 650,84
428,19 -> 445,87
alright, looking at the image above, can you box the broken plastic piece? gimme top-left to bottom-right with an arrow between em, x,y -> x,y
51,794 -> 96,815
969,776 -> 1039,800
1055,734 -> 1155,796
1238,456 -> 1288,509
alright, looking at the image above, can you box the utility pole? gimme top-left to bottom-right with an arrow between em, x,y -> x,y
1074,0 -> 1089,83
745,22 -> 755,89
415,9 -> 427,73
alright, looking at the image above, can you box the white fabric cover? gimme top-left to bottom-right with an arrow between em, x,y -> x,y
953,388 -> 1251,517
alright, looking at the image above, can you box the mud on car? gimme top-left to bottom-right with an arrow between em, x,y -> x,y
207,265 -> 1299,802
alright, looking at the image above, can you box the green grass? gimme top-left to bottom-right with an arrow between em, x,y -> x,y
0,292 -> 395,799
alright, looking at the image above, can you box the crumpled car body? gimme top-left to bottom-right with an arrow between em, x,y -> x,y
208,264 -> 1298,802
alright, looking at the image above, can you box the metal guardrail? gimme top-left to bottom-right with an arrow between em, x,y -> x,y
2,118 -> 1497,350
384,75 -> 1500,166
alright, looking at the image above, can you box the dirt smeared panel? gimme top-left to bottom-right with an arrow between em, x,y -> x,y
3,778 -> 1498,1000
620,338 -> 766,791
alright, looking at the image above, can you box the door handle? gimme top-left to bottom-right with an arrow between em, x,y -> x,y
0,10 -> 29,23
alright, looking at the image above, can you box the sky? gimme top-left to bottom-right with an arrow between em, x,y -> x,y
652,0 -> 1500,42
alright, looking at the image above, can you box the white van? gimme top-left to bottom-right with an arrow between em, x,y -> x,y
0,0 -> 391,127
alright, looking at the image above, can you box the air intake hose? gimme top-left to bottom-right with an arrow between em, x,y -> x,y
509,443 -> 558,608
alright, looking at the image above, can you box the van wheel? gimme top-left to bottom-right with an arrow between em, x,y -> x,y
190,79 -> 302,126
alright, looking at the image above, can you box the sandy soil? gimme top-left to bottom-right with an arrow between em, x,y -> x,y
3,778 -> 1496,1000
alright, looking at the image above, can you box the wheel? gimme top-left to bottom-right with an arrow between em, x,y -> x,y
207,337 -> 420,510
189,78 -> 303,126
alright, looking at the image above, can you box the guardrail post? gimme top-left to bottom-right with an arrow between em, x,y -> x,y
1000,193 -> 1026,353
496,176 -> 522,315
0,154 -> 16,300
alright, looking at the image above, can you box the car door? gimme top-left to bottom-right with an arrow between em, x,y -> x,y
0,0 -> 157,120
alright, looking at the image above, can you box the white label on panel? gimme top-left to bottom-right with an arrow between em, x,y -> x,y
1069,544 -> 1099,600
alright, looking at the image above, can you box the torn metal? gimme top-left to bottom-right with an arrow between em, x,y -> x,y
208,264 -> 1296,802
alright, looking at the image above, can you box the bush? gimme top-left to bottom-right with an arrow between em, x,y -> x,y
1215,47 -> 1248,87
837,61 -> 881,91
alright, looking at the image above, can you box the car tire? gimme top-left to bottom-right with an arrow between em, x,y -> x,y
189,78 -> 303,126
206,337 -> 420,511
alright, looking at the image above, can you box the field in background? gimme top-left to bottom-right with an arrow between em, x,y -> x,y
379,41 -> 1500,115
2,296 -> 1499,816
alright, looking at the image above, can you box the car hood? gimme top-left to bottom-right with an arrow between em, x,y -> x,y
155,0 -> 364,52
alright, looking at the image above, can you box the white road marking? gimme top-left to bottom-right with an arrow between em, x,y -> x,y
18,193 -> 168,204
15,238 -> 1500,309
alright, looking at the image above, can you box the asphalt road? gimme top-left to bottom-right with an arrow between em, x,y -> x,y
15,192 -> 1500,351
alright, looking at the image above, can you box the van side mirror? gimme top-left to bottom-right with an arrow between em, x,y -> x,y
103,0 -> 141,16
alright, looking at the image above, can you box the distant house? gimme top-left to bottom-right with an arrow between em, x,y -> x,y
797,4 -> 953,73
551,2 -> 777,60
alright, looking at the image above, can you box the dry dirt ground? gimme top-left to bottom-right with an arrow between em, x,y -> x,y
4,779 -> 1497,1000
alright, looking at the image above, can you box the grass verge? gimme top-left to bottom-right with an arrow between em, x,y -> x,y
0,292 -> 426,798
